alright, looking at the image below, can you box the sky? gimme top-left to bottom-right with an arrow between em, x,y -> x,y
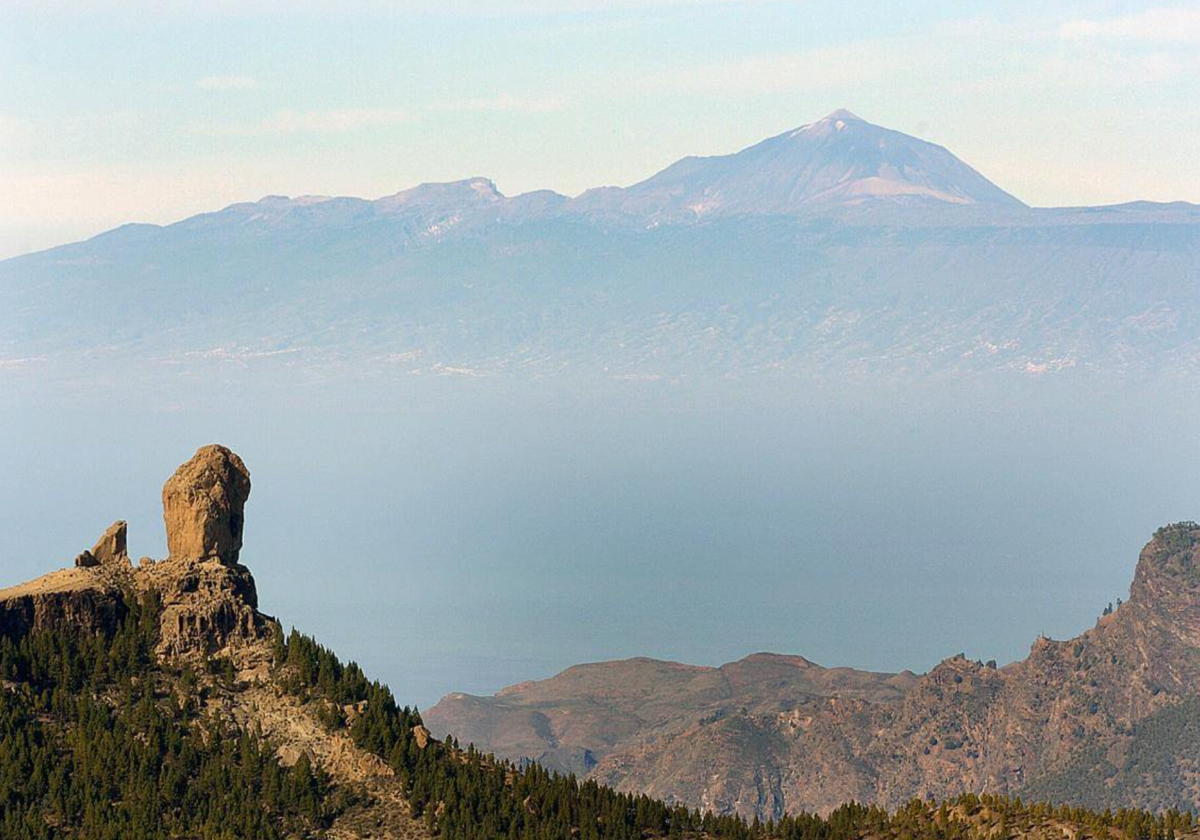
2,1 -> 1199,259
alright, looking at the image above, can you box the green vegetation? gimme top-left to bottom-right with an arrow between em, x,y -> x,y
277,628 -> 1200,840
1023,695 -> 1200,812
3,593 -> 1197,840
0,592 -> 335,840
1149,522 -> 1200,581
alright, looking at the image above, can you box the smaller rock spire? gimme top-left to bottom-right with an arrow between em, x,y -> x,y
92,520 -> 129,564
75,520 -> 130,568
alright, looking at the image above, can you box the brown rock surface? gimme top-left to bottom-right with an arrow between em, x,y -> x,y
428,522 -> 1200,819
0,444 -> 430,840
142,556 -> 266,660
413,725 -> 432,749
90,520 -> 129,565
162,444 -> 251,564
0,567 -> 128,637
3,446 -> 265,662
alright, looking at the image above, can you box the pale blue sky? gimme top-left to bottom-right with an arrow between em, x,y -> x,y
2,1 -> 1199,258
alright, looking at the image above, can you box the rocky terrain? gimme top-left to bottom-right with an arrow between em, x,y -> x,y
426,522 -> 1200,819
0,444 -> 429,840
426,654 -> 919,780
3,445 -> 1200,838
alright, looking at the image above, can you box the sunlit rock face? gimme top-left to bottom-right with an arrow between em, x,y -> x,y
2,444 -> 266,662
162,444 -> 251,564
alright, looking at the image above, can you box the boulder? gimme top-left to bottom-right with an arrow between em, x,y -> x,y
162,445 -> 251,564
413,725 -> 432,749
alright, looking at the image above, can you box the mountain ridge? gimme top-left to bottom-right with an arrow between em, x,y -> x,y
0,110 -> 1047,260
425,522 -> 1200,819
571,110 -> 1026,221
13,108 -> 1200,265
3,110 -> 1199,406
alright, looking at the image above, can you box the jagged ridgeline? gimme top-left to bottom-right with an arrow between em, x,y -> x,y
1,446 -> 1198,840
425,522 -> 1200,820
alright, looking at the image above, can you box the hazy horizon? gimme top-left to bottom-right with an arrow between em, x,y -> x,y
4,0 -> 1200,714
7,4 -> 1200,832
4,376 -> 1197,710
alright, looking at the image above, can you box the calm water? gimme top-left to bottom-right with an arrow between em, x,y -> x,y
2,376 -> 1196,710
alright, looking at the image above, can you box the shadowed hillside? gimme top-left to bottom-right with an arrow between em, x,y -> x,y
428,523 -> 1200,819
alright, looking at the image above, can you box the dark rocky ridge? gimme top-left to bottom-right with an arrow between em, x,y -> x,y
427,523 -> 1200,818
0,578 -> 128,639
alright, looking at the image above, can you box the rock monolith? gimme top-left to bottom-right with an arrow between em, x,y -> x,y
162,444 -> 251,564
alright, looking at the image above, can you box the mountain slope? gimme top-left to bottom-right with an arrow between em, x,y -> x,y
4,445 -> 1200,838
572,110 -> 1025,221
426,654 -> 918,778
426,523 -> 1200,819
3,204 -> 1198,404
2,112 -> 1199,405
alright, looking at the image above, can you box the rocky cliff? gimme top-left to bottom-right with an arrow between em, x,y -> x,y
0,444 -> 429,840
1,445 -> 267,663
426,522 -> 1200,819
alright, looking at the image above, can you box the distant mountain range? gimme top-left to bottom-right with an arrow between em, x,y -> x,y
425,523 -> 1200,819
2,110 -> 1198,403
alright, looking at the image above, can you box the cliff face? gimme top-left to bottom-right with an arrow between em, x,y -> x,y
0,569 -> 129,638
427,523 -> 1200,819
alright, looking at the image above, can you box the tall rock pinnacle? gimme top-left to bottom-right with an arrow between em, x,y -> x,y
162,444 -> 252,564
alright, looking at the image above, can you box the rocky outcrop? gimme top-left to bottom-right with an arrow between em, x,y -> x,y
153,446 -> 265,660
92,520 -> 129,565
142,556 -> 265,660
75,521 -> 129,568
0,570 -> 128,638
429,523 -> 1200,818
0,445 -> 431,840
2,444 -> 268,663
162,444 -> 251,564
413,725 -> 432,749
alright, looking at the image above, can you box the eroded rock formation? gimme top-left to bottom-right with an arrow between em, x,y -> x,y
0,575 -> 128,638
144,552 -> 264,659
4,444 -> 267,662
0,445 -> 431,840
91,520 -> 129,565
162,444 -> 251,564
153,445 -> 264,658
